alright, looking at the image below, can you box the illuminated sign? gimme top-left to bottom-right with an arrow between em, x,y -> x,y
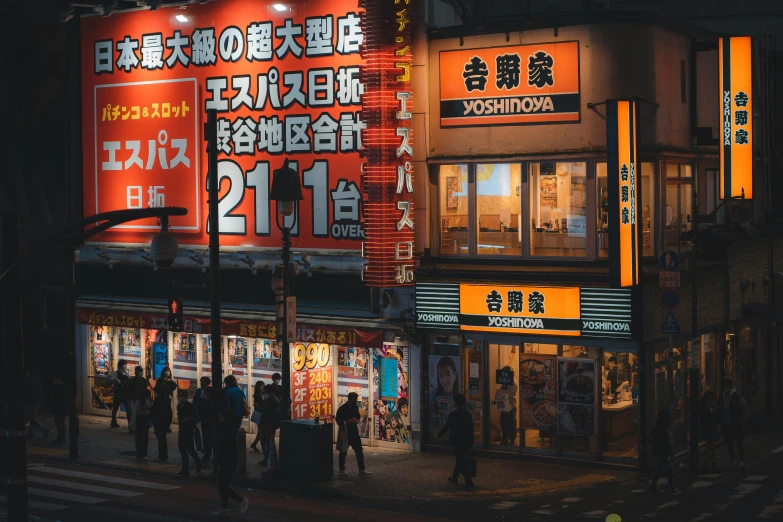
361,0 -> 415,286
606,99 -> 641,288
81,0 -> 367,251
719,36 -> 753,200
439,41 -> 579,127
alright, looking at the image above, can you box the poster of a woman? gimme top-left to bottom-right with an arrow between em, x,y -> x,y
428,355 -> 461,441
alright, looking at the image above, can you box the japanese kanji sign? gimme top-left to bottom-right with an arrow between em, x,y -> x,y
606,100 -> 641,288
459,284 -> 581,336
81,0 -> 369,250
439,41 -> 579,127
719,36 -> 753,200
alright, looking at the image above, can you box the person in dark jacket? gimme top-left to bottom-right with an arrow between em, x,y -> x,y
335,392 -> 372,476
437,394 -> 474,489
213,409 -> 249,517
152,367 -> 176,460
249,380 -> 265,454
193,376 -> 214,463
649,409 -> 682,495
700,390 -> 719,472
110,359 -> 133,432
259,384 -> 281,469
50,376 -> 68,444
25,366 -> 50,439
135,389 -> 153,460
128,365 -> 147,432
222,375 -> 245,434
176,388 -> 202,476
718,379 -> 748,470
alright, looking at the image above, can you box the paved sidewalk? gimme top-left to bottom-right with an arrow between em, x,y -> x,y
25,413 -> 632,501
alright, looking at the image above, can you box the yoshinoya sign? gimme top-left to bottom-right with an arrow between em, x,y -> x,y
719,36 -> 753,200
415,283 -> 632,338
81,0 -> 369,251
439,41 -> 579,127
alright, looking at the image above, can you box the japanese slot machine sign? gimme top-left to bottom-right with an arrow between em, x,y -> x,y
606,100 -> 641,288
459,284 -> 581,336
439,41 -> 579,127
719,36 -> 753,200
81,0 -> 367,250
291,342 -> 333,420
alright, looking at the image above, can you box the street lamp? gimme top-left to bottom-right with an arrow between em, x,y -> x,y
269,158 -> 303,420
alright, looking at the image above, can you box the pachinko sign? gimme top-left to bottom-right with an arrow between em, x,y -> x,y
439,41 -> 579,127
81,0 -> 367,250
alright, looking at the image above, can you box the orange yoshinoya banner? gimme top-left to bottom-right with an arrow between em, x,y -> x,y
439,41 -> 579,127
81,0 -> 367,249
719,36 -> 753,200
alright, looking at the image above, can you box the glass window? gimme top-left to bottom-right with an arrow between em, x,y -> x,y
476,163 -> 521,256
529,162 -> 587,257
337,346 -> 370,440
172,333 -> 198,400
597,162 -> 655,258
601,351 -> 639,460
439,164 -> 469,255
90,325 -> 114,411
665,183 -> 693,253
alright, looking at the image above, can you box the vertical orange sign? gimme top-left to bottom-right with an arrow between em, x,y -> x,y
607,100 -> 641,288
719,36 -> 753,200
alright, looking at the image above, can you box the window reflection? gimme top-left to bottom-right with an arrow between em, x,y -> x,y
439,164 -> 469,255
529,162 -> 587,257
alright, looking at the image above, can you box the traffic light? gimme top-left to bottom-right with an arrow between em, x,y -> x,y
168,297 -> 183,332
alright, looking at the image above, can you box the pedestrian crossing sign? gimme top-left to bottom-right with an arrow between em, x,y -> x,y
660,311 -> 680,334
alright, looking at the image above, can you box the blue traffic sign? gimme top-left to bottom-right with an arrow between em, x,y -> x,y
660,290 -> 680,309
659,250 -> 680,271
660,311 -> 681,334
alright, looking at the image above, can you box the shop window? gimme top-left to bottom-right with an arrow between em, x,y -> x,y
597,162 -> 655,258
228,336 -> 249,398
439,164 -> 469,255
119,328 -> 142,365
90,325 -> 114,411
558,345 -> 599,456
172,333 -> 198,400
426,339 -> 470,444
665,163 -> 694,253
337,346 -> 371,440
476,163 -> 521,256
201,334 -> 213,377
601,351 -> 640,460
373,344 -> 410,444
529,162 -> 587,257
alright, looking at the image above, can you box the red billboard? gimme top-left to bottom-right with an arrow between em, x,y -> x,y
81,0 -> 366,250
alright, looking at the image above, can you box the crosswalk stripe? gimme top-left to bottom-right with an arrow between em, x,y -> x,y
28,488 -> 105,505
0,495 -> 68,512
743,475 -> 768,482
30,466 -> 180,490
28,475 -> 143,497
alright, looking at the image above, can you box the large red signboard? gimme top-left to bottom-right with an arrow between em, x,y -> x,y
81,0 -> 366,250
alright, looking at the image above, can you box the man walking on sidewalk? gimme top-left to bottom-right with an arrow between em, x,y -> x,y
719,379 -> 748,470
194,376 -> 214,463
176,389 -> 202,476
336,392 -> 372,477
109,359 -> 133,432
437,394 -> 474,489
128,365 -> 147,432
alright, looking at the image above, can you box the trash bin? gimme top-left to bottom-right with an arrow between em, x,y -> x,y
279,419 -> 333,482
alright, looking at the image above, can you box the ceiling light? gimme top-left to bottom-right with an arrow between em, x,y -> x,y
175,14 -> 188,22
271,3 -> 288,12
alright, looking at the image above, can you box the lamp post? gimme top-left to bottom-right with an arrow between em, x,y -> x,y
269,158 -> 303,420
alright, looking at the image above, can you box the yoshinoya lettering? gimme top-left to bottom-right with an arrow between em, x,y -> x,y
488,316 -> 545,329
723,90 -> 732,146
582,320 -> 631,332
417,313 -> 459,323
463,96 -> 554,116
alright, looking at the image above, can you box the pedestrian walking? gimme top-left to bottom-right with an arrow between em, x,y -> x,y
270,373 -> 283,398
700,390 -> 719,472
152,368 -> 176,461
49,375 -> 68,444
222,375 -> 245,434
193,376 -> 214,463
175,389 -> 202,476
335,391 -> 372,477
212,410 -> 249,517
25,366 -> 50,439
128,365 -> 147,432
648,409 -> 682,495
436,394 -> 474,489
718,378 -> 748,470
135,389 -> 153,460
259,384 -> 281,470
109,359 -> 134,432
249,380 -> 265,454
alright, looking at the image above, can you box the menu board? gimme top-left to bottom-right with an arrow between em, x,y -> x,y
557,358 -> 596,436
291,343 -> 333,420
519,355 -> 557,433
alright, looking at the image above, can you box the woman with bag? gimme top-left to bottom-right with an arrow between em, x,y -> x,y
649,409 -> 682,495
249,381 -> 265,454
436,394 -> 475,489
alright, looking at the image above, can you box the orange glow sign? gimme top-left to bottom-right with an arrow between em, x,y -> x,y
719,36 -> 753,200
459,284 -> 581,336
439,41 -> 579,127
81,0 -> 367,250
607,100 -> 641,288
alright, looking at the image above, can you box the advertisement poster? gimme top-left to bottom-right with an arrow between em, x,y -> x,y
81,0 -> 366,251
291,343 -> 333,420
337,346 -> 369,439
120,328 -> 141,356
557,358 -> 596,436
373,344 -> 409,444
252,339 -> 282,370
93,341 -> 112,375
153,343 -> 168,379
337,346 -> 368,378
519,355 -> 557,432
427,355 -> 461,442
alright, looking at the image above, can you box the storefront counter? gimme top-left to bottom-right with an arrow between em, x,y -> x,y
602,400 -> 637,441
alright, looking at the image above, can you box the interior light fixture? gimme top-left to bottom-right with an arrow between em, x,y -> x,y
175,14 -> 188,22
271,3 -> 288,12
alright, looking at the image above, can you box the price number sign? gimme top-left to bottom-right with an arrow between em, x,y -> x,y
291,342 -> 333,420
